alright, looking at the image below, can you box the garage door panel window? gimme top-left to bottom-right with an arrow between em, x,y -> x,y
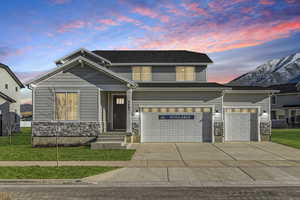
141,107 -> 212,113
225,108 -> 257,113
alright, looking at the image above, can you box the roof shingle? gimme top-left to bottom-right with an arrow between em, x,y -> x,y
92,50 -> 213,64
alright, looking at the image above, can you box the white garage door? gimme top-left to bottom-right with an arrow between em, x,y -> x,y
225,108 -> 258,141
141,107 -> 212,143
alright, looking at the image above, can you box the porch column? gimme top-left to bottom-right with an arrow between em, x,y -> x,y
98,89 -> 103,133
126,88 -> 133,133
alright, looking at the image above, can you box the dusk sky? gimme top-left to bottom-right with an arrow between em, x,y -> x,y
1,0 -> 300,103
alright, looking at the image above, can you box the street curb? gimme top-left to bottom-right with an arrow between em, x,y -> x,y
0,179 -> 87,185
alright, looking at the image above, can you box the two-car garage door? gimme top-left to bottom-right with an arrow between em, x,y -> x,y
141,107 -> 212,143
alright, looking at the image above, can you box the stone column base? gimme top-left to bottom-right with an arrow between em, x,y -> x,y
214,135 -> 223,143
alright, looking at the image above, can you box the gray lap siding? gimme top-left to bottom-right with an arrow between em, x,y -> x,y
223,93 -> 270,117
108,65 -> 207,82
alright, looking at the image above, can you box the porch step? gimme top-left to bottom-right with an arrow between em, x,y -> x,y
91,134 -> 128,149
90,141 -> 127,150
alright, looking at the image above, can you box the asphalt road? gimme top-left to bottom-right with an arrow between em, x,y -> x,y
0,185 -> 300,200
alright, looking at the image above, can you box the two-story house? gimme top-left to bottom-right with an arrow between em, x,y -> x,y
269,83 -> 300,128
27,48 -> 276,147
0,63 -> 25,136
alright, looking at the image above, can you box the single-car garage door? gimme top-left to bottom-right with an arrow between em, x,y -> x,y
141,107 -> 212,143
225,108 -> 258,141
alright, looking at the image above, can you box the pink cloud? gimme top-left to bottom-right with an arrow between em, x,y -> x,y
181,2 -> 208,16
57,20 -> 88,33
285,0 -> 296,3
259,0 -> 275,5
132,7 -> 170,22
130,17 -> 300,53
240,7 -> 254,14
98,19 -> 119,26
163,4 -> 187,16
116,15 -> 141,25
208,0 -> 249,11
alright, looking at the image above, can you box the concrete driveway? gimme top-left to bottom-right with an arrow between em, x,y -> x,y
84,142 -> 300,186
130,142 -> 300,167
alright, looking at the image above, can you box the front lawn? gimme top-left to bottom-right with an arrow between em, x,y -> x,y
0,128 -> 135,161
0,166 -> 117,179
272,129 -> 300,149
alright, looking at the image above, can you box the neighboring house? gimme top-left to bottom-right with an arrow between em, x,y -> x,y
268,83 -> 300,128
27,48 -> 276,146
0,63 -> 25,136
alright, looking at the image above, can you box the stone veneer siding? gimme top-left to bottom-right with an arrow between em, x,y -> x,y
213,121 -> 224,143
260,121 -> 271,141
32,121 -> 101,137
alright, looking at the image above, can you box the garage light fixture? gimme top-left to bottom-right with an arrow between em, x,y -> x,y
135,109 -> 140,116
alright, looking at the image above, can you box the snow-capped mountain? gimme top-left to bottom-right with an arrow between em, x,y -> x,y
229,53 -> 300,86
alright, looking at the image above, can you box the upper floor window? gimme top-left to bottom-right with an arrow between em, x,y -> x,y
271,95 -> 277,105
55,92 -> 79,121
15,87 -> 18,92
176,66 -> 195,81
132,66 -> 151,81
5,84 -> 8,89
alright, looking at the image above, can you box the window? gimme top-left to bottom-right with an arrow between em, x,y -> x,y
271,111 -> 277,120
271,96 -> 277,105
55,92 -> 79,121
176,66 -> 195,81
5,84 -> 8,89
116,98 -> 125,104
132,66 -> 151,81
15,87 -> 18,92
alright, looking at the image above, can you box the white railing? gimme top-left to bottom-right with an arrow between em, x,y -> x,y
20,121 -> 32,128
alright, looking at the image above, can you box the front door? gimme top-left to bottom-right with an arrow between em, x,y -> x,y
113,95 -> 127,130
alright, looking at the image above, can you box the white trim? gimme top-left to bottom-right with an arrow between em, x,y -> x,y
275,92 -> 300,96
224,90 -> 278,94
55,48 -> 111,65
32,87 -> 35,121
134,87 -> 230,91
111,62 -> 211,66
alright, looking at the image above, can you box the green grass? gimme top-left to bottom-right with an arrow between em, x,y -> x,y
0,166 -> 117,179
272,129 -> 300,149
0,128 -> 135,161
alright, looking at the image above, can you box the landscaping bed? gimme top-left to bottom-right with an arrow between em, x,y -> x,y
0,128 -> 135,161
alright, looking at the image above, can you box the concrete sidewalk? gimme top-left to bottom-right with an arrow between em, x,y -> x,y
1,160 -> 300,167
82,166 -> 300,187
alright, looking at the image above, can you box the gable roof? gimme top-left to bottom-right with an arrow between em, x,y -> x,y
0,91 -> 16,103
27,56 -> 137,87
55,48 -> 111,65
266,83 -> 299,94
0,63 -> 25,88
92,50 -> 213,64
